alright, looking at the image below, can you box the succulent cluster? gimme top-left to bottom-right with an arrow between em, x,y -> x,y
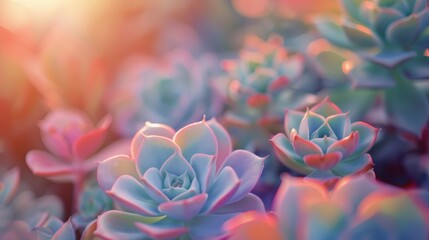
223,35 -> 315,136
107,50 -> 224,137
0,168 -> 69,239
225,174 -> 429,240
1,1 -> 429,239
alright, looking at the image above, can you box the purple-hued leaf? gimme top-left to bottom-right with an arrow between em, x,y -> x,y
108,175 -> 159,216
135,136 -> 178,176
95,210 -> 163,240
190,154 -> 216,193
134,218 -> 187,240
207,119 -> 232,170
158,193 -> 208,220
222,150 -> 265,204
141,168 -> 169,203
173,120 -> 217,160
97,155 -> 138,191
201,167 -> 240,214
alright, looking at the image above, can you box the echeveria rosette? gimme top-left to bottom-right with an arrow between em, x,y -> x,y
224,35 -> 315,134
224,174 -> 429,240
271,98 -> 379,181
107,49 -> 225,137
95,119 -> 265,239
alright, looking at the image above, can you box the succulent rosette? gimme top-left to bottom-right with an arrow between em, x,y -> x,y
271,98 -> 379,180
224,174 -> 429,240
107,49 -> 225,137
96,119 -> 265,239
0,168 -> 64,236
223,35 -> 315,134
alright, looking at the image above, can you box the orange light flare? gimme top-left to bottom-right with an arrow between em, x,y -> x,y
342,60 -> 354,75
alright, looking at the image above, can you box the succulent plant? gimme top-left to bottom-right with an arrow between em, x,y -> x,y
95,119 -> 265,239
107,50 -> 225,137
271,98 -> 379,180
316,0 -> 428,77
25,109 -> 129,210
224,174 -> 429,240
0,168 -> 64,237
223,35 -> 315,138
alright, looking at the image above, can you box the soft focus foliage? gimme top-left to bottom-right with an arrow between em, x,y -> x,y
1,1 -> 428,239
26,109 -> 127,182
107,50 -> 225,137
0,168 -> 65,238
225,174 -> 429,240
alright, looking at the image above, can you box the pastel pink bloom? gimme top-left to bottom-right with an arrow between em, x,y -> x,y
26,109 -> 128,182
225,174 -> 429,240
